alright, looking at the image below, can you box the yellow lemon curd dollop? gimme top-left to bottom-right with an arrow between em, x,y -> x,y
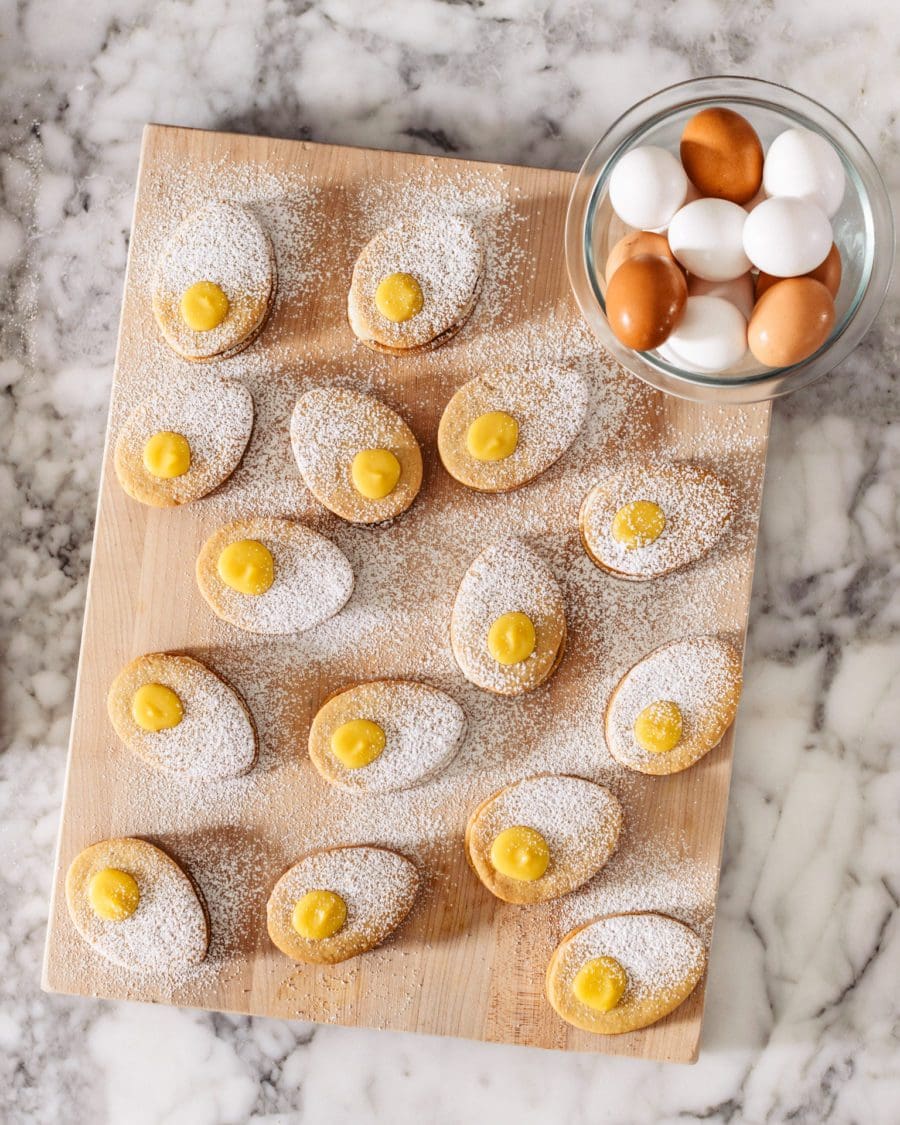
374,272 -> 424,323
330,718 -> 386,770
489,825 -> 550,882
611,500 -> 666,550
633,700 -> 684,754
131,683 -> 184,732
351,449 -> 402,500
292,889 -> 348,940
217,539 -> 274,596
466,411 -> 519,462
88,868 -> 141,922
180,280 -> 230,331
572,956 -> 628,1012
143,431 -> 191,479
487,611 -> 536,665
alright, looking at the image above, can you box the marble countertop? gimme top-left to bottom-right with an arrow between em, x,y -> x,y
2,2 -> 898,1122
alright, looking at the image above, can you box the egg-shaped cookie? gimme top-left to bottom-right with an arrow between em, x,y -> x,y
465,774 -> 623,904
546,911 -> 707,1034
107,652 -> 257,779
605,635 -> 743,776
580,462 -> 733,581
348,216 -> 483,354
196,517 -> 353,635
290,388 -> 423,524
152,201 -> 276,361
451,540 -> 566,695
267,845 -> 419,964
437,364 -> 589,493
114,376 -> 253,507
65,837 -> 209,972
309,679 -> 466,793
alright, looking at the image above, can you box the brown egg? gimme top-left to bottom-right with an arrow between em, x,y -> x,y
605,254 -> 687,351
756,242 -> 843,300
680,107 -> 764,204
605,231 -> 680,285
748,278 -> 835,367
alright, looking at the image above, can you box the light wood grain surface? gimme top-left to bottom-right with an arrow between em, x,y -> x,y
43,125 -> 770,1062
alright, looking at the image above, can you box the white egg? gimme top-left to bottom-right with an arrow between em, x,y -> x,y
687,273 -> 755,321
659,296 -> 747,373
667,199 -> 751,281
742,197 -> 832,277
763,127 -> 845,217
608,145 -> 688,231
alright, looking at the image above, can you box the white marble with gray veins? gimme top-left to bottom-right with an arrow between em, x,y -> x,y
2,1 -> 898,1122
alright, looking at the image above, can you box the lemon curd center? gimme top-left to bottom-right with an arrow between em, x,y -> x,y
633,700 -> 684,754
292,889 -> 348,940
351,449 -> 401,499
180,280 -> 230,331
88,867 -> 141,922
143,431 -> 191,479
466,411 -> 519,462
131,683 -> 184,732
217,539 -> 274,596
611,500 -> 666,550
375,272 -> 424,323
572,956 -> 628,1012
487,611 -> 536,665
489,825 -> 550,882
330,719 -> 386,770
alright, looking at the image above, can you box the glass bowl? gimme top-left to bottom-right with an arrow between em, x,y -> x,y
565,76 -> 894,403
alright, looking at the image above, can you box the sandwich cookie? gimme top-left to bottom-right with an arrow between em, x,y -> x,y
348,216 -> 483,354
308,680 -> 466,793
465,774 -> 623,905
267,845 -> 419,964
290,388 -> 423,524
152,201 -> 276,362
114,376 -> 253,507
580,462 -> 733,581
65,837 -> 209,972
437,363 -> 588,493
605,635 -> 743,776
546,911 -> 707,1034
107,652 -> 257,779
451,540 -> 566,695
196,517 -> 353,634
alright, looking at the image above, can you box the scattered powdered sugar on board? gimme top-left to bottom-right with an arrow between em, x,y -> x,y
62,141 -> 768,1013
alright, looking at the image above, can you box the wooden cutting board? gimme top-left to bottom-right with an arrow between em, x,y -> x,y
42,124 -> 770,1063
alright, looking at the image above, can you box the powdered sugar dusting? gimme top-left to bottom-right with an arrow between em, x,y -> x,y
469,775 -> 622,894
55,139 -> 769,1024
348,215 -> 482,349
269,846 -> 419,941
312,681 -> 466,793
197,518 -> 354,635
606,635 -> 742,771
581,461 -> 733,578
555,912 -> 707,1002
